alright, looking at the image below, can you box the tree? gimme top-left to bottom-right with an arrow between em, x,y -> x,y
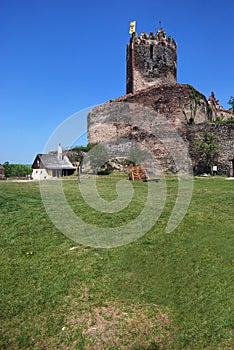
3,162 -> 10,177
192,132 -> 219,175
3,162 -> 32,177
228,96 -> 234,113
86,144 -> 109,173
71,143 -> 92,153
67,149 -> 84,165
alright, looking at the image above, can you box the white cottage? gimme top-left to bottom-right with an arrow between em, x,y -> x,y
32,145 -> 76,180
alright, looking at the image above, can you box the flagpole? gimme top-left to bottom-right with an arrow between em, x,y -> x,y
131,39 -> 135,94
129,21 -> 136,94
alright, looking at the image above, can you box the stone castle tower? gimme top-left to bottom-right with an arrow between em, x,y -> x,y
126,27 -> 177,94
88,24 -> 234,176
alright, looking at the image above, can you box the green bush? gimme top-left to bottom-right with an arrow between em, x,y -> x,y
214,117 -> 234,124
3,162 -> 32,177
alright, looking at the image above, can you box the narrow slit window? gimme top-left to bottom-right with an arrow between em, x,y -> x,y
150,45 -> 153,59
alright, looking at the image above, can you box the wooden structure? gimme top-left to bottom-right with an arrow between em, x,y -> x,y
128,164 -> 160,182
128,164 -> 147,181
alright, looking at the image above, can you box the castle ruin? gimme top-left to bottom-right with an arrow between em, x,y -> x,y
126,28 -> 177,93
88,26 -> 234,175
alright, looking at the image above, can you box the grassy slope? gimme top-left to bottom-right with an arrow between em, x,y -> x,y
0,177 -> 233,349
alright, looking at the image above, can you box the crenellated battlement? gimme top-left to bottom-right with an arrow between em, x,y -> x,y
127,28 -> 177,94
88,24 -> 234,176
131,28 -> 177,52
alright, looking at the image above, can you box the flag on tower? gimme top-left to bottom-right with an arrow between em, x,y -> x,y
129,21 -> 136,34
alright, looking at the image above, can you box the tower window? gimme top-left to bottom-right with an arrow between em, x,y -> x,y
150,45 -> 153,59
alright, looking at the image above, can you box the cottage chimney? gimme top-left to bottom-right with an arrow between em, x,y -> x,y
58,144 -> 63,161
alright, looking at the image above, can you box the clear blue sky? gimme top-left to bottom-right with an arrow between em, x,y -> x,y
1,0 -> 233,164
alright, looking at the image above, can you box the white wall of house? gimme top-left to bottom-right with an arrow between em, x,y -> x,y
32,168 -> 51,180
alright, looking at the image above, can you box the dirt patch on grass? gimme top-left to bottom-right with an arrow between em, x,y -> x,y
68,302 -> 173,349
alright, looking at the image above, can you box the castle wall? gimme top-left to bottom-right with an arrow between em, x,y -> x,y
88,84 -> 210,141
88,101 -> 189,173
88,102 -> 234,175
124,84 -> 209,131
127,30 -> 177,94
88,84 -> 210,173
187,123 -> 234,175
208,92 -> 233,121
87,26 -> 233,175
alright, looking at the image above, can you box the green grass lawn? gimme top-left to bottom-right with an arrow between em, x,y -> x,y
0,176 -> 233,349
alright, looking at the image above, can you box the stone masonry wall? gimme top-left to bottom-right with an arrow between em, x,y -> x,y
91,83 -> 209,138
126,29 -> 177,94
127,44 -> 177,93
88,84 -> 211,173
187,123 -> 234,175
88,85 -> 234,174
88,101 -> 190,173
121,84 -> 209,133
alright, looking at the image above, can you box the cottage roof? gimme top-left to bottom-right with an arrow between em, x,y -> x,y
35,154 -> 76,170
